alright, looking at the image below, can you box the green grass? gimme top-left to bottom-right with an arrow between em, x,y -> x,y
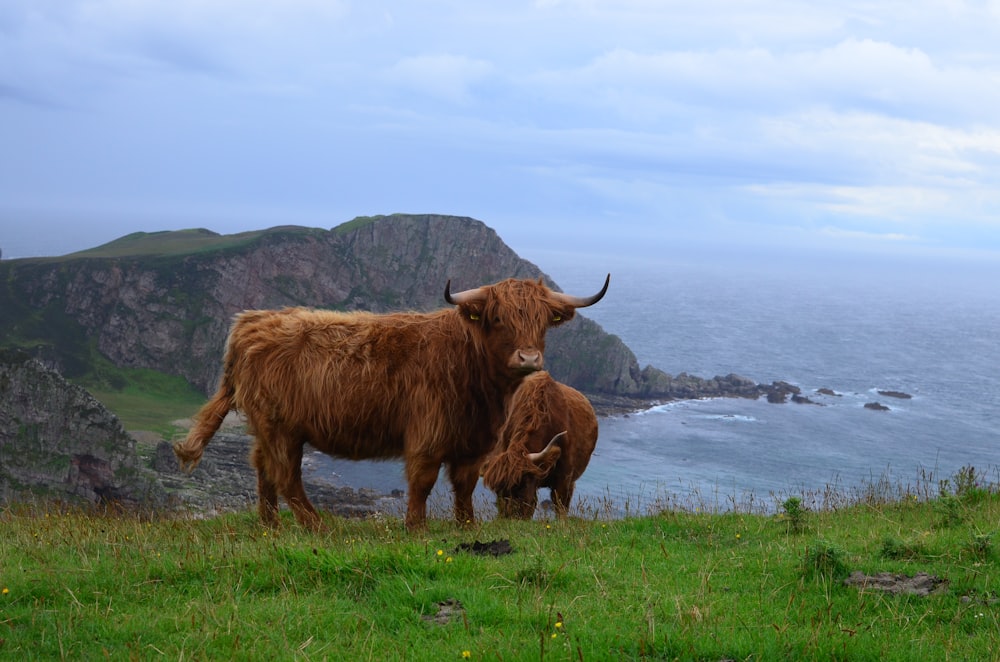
83,365 -> 207,438
3,476 -> 999,661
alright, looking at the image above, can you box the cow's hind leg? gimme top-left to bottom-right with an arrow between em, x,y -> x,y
250,442 -> 280,527
448,460 -> 481,527
278,438 -> 323,532
252,424 -> 323,531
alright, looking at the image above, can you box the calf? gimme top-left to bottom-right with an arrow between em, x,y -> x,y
482,371 -> 598,519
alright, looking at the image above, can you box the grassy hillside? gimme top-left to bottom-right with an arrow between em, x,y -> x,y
2,470 -> 998,660
67,226 -> 329,258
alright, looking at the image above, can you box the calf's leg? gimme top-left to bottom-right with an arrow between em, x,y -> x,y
550,477 -> 576,518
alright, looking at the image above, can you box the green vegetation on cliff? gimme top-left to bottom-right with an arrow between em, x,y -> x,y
68,226 -> 330,258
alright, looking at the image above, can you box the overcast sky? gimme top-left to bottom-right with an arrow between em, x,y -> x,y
2,0 -> 1000,261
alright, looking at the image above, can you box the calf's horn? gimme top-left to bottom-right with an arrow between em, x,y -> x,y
527,431 -> 567,464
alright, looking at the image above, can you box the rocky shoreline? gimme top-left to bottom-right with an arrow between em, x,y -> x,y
151,432 -> 406,519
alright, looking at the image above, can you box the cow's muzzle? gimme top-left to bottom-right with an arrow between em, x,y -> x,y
512,349 -> 543,372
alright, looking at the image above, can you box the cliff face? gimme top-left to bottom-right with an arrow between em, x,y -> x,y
0,214 -> 661,397
0,349 -> 165,506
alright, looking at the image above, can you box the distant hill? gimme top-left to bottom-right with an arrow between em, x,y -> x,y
0,214 -> 694,404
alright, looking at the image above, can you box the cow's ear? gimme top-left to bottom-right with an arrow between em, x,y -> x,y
550,307 -> 576,326
460,302 -> 485,324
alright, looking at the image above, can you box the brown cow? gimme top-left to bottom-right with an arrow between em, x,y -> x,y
481,370 -> 598,519
174,276 -> 608,531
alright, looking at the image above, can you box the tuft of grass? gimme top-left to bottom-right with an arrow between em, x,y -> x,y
780,495 -> 808,534
880,535 -> 930,561
802,538 -> 849,580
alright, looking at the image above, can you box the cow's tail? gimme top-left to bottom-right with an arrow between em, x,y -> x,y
173,380 -> 234,472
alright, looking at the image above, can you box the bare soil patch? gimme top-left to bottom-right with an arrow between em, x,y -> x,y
421,598 -> 466,626
844,571 -> 948,596
456,539 -> 515,557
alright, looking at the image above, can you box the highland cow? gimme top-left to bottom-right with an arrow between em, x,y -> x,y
174,276 -> 608,530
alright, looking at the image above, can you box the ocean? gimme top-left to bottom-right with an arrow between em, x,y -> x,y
306,248 -> 1000,517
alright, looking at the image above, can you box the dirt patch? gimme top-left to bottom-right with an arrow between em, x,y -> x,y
456,539 -> 515,557
421,598 -> 465,626
844,571 -> 948,596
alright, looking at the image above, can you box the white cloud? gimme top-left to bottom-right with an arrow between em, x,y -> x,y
384,54 -> 495,104
819,226 -> 921,242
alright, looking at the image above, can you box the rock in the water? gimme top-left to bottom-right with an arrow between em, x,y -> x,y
878,390 -> 912,399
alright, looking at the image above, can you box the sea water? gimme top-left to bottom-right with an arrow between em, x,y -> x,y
307,248 -> 1000,515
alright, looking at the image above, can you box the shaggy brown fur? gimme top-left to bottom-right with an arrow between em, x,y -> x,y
481,371 -> 598,519
174,276 -> 608,531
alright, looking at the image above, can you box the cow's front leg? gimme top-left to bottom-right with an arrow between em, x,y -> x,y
448,460 -> 482,527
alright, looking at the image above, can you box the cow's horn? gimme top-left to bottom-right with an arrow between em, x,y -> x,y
527,431 -> 567,464
553,273 -> 610,308
444,280 -> 488,305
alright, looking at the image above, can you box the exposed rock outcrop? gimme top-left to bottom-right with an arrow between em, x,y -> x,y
0,349 -> 164,506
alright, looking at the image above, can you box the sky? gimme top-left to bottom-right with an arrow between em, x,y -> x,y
2,0 -> 1000,261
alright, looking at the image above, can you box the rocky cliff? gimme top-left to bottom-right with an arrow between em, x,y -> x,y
0,214 -> 719,401
0,349 -> 164,506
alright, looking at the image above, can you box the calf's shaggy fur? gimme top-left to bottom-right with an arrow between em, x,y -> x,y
482,371 -> 598,519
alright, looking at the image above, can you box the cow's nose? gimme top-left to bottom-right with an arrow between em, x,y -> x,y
516,350 -> 542,371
